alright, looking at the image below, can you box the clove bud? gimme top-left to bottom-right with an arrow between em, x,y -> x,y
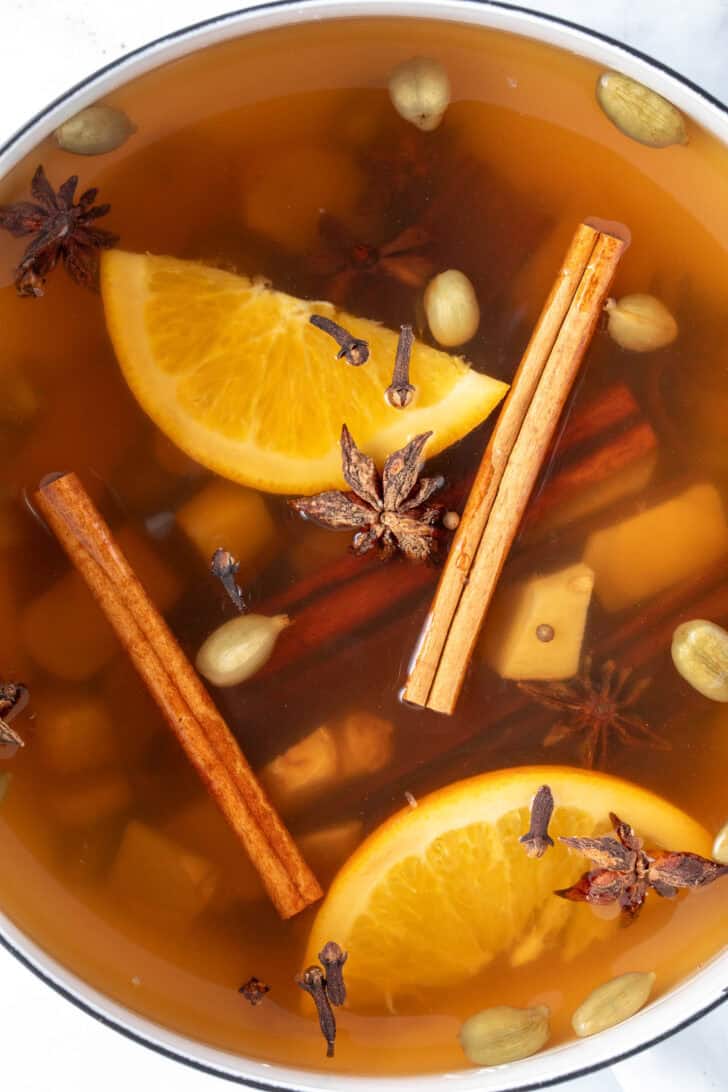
309,314 -> 369,366
385,324 -> 415,409
238,976 -> 270,1006
519,784 -> 555,858
388,57 -> 451,132
318,941 -> 348,1006
210,547 -> 246,612
297,965 -> 336,1058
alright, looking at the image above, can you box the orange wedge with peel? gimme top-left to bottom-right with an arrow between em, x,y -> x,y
101,252 -> 507,494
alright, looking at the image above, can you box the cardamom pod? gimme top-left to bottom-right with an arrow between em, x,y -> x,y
712,821 -> 728,865
388,57 -> 451,132
572,972 -> 656,1037
54,105 -> 136,156
605,294 -> 678,352
459,1004 -> 550,1066
196,613 -> 290,687
671,619 -> 728,702
424,269 -> 480,347
596,72 -> 687,148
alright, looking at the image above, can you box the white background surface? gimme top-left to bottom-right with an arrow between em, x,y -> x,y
0,1 -> 727,1090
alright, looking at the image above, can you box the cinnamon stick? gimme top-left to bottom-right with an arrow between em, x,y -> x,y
345,558 -> 728,825
521,416 -> 657,535
404,223 -> 627,714
244,384 -> 652,692
35,472 -> 322,919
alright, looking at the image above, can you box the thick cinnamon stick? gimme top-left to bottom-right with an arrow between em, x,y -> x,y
248,384 -> 653,689
402,224 -> 600,708
36,472 -> 322,919
342,558 -> 728,825
522,420 -> 657,533
405,224 -> 626,714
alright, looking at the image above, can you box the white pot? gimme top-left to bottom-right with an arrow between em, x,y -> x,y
1,3 -> 726,1088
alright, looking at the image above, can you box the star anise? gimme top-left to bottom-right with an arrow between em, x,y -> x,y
0,682 -> 29,748
310,212 -> 434,305
517,655 -> 667,768
0,165 -> 118,297
557,811 -> 728,921
290,425 -> 444,562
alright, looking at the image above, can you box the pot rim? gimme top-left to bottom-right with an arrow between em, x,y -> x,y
1,2 -> 726,1089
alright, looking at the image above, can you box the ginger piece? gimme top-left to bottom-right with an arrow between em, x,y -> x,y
524,451 -> 658,541
21,525 -> 180,681
481,564 -> 594,680
261,713 -> 394,814
34,690 -> 120,775
166,805 -> 363,906
48,770 -> 132,828
337,712 -> 394,778
168,796 -> 362,900
176,479 -> 276,582
297,820 -> 364,882
260,725 -> 339,813
583,482 -> 728,612
109,819 -> 219,927
164,793 -> 263,907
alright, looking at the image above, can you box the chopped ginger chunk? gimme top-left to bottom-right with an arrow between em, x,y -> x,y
481,563 -> 594,680
583,483 -> 728,612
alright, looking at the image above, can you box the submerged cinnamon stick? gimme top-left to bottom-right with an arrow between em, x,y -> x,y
245,383 -> 652,692
35,472 -> 322,919
518,391 -> 658,542
404,222 -> 627,714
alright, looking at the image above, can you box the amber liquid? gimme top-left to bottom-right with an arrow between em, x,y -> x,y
1,17 -> 728,1077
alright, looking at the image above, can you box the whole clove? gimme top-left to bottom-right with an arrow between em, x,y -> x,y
297,964 -> 337,1058
210,547 -> 246,613
0,682 -> 29,748
385,324 -> 416,409
309,314 -> 369,367
239,975 -> 270,1006
318,941 -> 348,1006
519,784 -> 554,858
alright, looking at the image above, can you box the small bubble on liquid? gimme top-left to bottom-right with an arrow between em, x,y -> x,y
536,623 -> 555,643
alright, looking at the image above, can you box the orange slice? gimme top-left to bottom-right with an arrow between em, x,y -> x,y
101,252 -> 508,494
304,766 -> 711,1004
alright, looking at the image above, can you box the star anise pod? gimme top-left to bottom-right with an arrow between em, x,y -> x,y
310,213 -> 434,305
290,425 -> 444,562
556,811 -> 728,921
0,682 -> 29,748
518,655 -> 668,768
0,165 -> 118,297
